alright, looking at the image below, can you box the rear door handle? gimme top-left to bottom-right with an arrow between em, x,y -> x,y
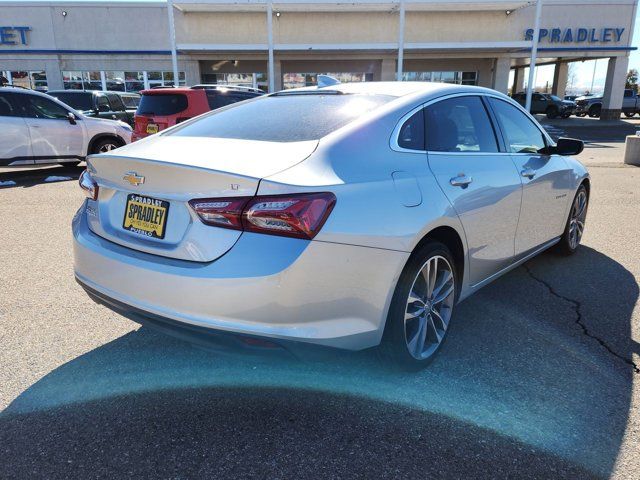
521,168 -> 536,179
450,174 -> 473,188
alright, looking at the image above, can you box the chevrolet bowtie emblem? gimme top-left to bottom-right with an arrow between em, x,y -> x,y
123,172 -> 145,186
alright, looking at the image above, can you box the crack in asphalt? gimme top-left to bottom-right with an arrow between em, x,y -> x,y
523,263 -> 640,374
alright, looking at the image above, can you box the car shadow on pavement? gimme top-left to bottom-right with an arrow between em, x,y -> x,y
1,246 -> 637,479
0,165 -> 83,189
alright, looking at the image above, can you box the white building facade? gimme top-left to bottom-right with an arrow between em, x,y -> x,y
0,0 -> 637,118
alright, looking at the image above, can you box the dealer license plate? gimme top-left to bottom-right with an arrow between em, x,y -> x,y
123,194 -> 169,239
146,124 -> 159,134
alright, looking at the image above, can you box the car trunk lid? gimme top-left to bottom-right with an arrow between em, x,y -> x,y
85,136 -> 318,262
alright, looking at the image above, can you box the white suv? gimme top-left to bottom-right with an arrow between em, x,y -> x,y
0,87 -> 132,167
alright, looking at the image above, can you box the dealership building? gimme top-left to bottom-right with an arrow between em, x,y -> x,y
0,0 -> 637,118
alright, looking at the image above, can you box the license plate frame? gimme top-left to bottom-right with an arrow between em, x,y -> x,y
122,194 -> 170,239
146,124 -> 159,134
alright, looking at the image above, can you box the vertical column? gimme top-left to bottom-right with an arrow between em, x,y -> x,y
100,71 -> 107,91
551,60 -> 568,98
45,63 -> 64,90
166,0 -> 179,87
512,67 -> 524,94
267,2 -> 275,92
601,56 -> 630,120
381,58 -> 396,81
396,0 -> 405,81
492,57 -> 511,94
143,71 -> 149,90
273,59 -> 282,91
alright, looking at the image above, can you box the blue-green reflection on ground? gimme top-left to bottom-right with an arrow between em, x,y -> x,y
2,248 -> 637,477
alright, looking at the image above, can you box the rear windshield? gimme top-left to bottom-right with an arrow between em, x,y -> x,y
170,93 -> 394,142
50,92 -> 93,111
137,93 -> 188,116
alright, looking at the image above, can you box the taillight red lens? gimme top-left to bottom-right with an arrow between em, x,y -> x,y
189,197 -> 250,230
243,193 -> 336,239
79,170 -> 98,201
189,192 -> 336,239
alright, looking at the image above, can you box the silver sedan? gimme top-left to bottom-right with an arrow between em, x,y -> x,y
73,82 -> 589,369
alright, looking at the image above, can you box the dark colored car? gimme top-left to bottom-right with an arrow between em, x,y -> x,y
133,85 -> 263,141
47,90 -> 137,126
512,92 -> 576,119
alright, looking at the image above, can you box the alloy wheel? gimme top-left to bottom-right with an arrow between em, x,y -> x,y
98,143 -> 118,153
404,255 -> 455,360
569,190 -> 587,249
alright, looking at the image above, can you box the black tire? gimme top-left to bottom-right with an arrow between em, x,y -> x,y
554,184 -> 589,256
379,241 -> 458,371
575,113 -> 587,117
561,113 -> 571,119
624,112 -> 636,118
588,105 -> 601,118
546,106 -> 559,119
92,137 -> 123,154
59,161 -> 81,167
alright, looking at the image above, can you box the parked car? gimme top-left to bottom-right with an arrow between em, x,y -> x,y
574,89 -> 638,118
48,90 -> 136,127
133,85 -> 263,141
0,86 -> 132,167
73,82 -> 588,369
564,95 -> 579,102
512,92 -> 576,118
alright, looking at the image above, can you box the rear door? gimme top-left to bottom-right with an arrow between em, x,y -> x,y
20,93 -> 85,163
488,97 -> 573,256
105,93 -> 130,123
425,95 -> 522,286
0,92 -> 33,165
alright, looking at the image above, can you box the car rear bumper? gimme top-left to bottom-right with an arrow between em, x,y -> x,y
73,202 -> 408,350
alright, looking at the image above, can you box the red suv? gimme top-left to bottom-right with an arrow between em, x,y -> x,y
133,85 -> 263,141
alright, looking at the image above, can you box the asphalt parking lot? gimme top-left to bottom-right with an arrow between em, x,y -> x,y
1,117 -> 639,479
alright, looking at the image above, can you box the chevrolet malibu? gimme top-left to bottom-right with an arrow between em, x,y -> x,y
73,82 -> 589,368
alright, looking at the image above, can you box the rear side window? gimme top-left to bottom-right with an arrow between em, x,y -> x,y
171,93 -> 394,142
0,93 -> 21,117
424,96 -> 498,152
96,95 -> 110,111
397,109 -> 425,150
137,94 -> 188,116
107,93 -> 125,111
489,98 -> 547,154
206,91 -> 256,110
121,95 -> 140,108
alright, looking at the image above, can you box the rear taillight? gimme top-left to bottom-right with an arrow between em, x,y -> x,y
79,170 -> 98,201
189,192 -> 336,240
188,197 -> 248,230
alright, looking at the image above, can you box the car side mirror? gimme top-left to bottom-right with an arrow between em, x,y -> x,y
67,112 -> 77,125
548,137 -> 583,156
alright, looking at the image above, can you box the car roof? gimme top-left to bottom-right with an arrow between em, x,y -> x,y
285,81 -> 506,101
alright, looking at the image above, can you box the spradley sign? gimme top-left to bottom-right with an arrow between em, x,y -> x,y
0,26 -> 30,45
524,27 -> 625,43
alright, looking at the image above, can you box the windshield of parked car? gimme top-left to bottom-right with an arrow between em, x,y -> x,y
170,93 -> 394,142
137,93 -> 188,116
49,92 -> 94,111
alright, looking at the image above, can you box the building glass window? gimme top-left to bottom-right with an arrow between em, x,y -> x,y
62,71 -> 101,90
62,70 -> 185,91
146,71 -> 186,88
200,73 -> 268,92
402,71 -> 477,86
1,70 -> 48,91
282,72 -> 372,90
